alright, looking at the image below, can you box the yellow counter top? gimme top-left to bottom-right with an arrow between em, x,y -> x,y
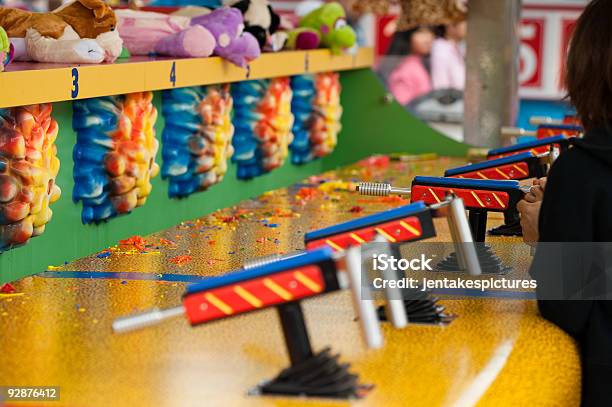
0,156 -> 580,406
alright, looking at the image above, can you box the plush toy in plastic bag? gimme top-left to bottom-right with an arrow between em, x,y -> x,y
115,9 -> 216,58
0,27 -> 14,72
286,2 -> 355,54
191,7 -> 260,68
0,104 -> 61,252
0,0 -> 122,64
161,85 -> 234,198
231,78 -> 294,179
73,92 -> 159,224
290,72 -> 342,164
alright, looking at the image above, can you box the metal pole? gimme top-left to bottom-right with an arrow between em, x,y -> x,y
464,0 -> 522,148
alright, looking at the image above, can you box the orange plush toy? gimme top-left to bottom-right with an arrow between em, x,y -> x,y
0,0 -> 122,64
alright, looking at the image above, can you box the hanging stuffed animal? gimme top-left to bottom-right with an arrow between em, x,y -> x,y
161,85 -> 234,198
229,0 -> 280,50
72,93 -> 160,224
0,104 -> 61,252
231,78 -> 294,179
191,7 -> 260,68
0,0 -> 122,64
290,72 -> 342,164
115,9 -> 216,58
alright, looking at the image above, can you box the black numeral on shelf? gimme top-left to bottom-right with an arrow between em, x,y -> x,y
170,62 -> 177,87
71,68 -> 79,99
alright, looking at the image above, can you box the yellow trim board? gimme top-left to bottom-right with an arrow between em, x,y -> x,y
0,48 -> 373,108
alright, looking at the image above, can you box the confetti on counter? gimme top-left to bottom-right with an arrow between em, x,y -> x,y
169,255 -> 193,266
358,154 -> 390,168
119,236 -> 147,251
0,283 -> 15,293
96,250 -> 112,259
158,238 -> 177,247
295,187 -> 318,201
317,180 -> 355,193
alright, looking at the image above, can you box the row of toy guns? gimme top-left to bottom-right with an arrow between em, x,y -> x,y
111,116 -> 581,399
112,193 -> 481,399
400,119 -> 584,242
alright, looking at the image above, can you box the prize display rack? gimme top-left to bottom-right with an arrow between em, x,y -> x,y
0,49 -> 468,283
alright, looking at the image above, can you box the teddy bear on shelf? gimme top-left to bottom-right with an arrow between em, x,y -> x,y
0,0 -> 122,64
115,9 -> 216,58
191,7 -> 260,68
228,0 -> 281,51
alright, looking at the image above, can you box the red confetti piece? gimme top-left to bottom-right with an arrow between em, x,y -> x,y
119,235 -> 147,251
296,187 -> 317,201
169,255 -> 193,266
256,237 -> 266,243
274,208 -> 295,217
0,283 -> 16,294
349,206 -> 364,213
159,238 -> 177,247
359,155 -> 390,168
208,240 -> 216,245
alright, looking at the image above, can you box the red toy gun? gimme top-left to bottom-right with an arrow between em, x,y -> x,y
486,135 -> 570,160
530,114 -> 581,126
357,177 -> 528,241
113,247 -> 386,399
501,123 -> 582,145
444,151 -> 548,180
303,196 -> 481,276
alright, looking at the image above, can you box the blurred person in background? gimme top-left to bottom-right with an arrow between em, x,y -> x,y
380,26 -> 435,105
431,21 -> 466,90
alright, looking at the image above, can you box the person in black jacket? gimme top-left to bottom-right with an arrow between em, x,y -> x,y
518,1 -> 612,405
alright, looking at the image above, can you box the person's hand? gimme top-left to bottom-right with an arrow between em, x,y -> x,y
518,199 -> 541,247
524,177 -> 547,203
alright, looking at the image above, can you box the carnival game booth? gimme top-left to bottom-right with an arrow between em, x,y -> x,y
0,1 -> 580,406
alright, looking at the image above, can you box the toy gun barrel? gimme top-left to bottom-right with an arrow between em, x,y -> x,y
242,251 -> 306,269
112,306 -> 185,334
529,116 -> 563,126
356,182 -> 411,197
501,126 -> 536,138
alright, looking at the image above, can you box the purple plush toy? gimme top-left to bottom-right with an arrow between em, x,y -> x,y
116,9 -> 216,58
191,7 -> 260,68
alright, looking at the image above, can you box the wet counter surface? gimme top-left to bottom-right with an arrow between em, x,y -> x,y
0,156 -> 580,406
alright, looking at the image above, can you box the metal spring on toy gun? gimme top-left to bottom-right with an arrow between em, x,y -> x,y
242,251 -> 306,269
357,182 -> 411,197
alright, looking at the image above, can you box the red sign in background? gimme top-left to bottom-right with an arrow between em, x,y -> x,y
519,18 -> 545,88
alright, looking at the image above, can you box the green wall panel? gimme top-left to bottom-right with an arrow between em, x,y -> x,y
0,69 -> 467,283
